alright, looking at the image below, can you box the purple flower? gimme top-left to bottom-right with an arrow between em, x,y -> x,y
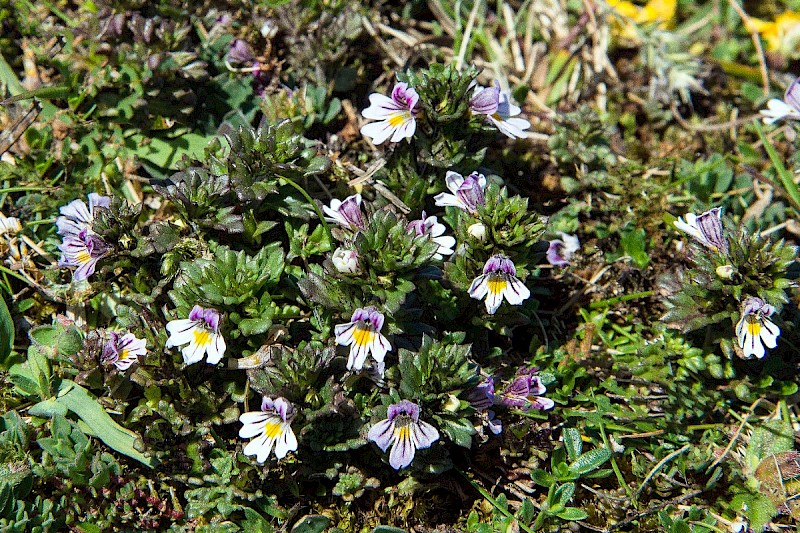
239,397 -> 298,462
407,212 -> 456,260
228,39 -> 255,64
56,193 -> 111,239
498,368 -> 554,411
367,400 -> 440,470
323,194 -> 367,230
334,306 -> 391,371
101,331 -> 146,371
165,305 -> 226,365
58,228 -> 110,282
360,82 -> 420,145
547,233 -> 580,267
470,81 -> 530,139
468,255 -> 531,314
434,171 -> 487,214
735,297 -> 780,359
467,376 -> 495,411
674,207 -> 729,255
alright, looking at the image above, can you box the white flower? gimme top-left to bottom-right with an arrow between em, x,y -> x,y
166,305 -> 227,365
0,214 -> 21,236
433,171 -> 487,214
360,82 -> 419,145
407,212 -> 455,260
735,297 -> 780,359
334,306 -> 391,371
546,232 -> 580,267
322,194 -> 366,230
239,397 -> 298,462
101,331 -> 146,371
761,76 -> 800,124
470,81 -> 531,139
56,192 -> 111,239
367,400 -> 439,470
468,255 -> 530,314
332,247 -> 360,273
674,207 -> 728,255
467,222 -> 488,241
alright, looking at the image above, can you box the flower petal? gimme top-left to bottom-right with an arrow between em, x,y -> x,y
367,419 -> 396,452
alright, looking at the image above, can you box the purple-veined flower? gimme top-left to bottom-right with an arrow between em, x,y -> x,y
407,212 -> 456,260
101,331 -> 146,371
467,376 -> 503,434
367,400 -> 440,470
470,81 -> 531,139
674,207 -> 729,255
735,297 -> 780,359
468,255 -> 531,314
498,368 -> 555,411
331,247 -> 360,274
547,232 -> 580,267
239,397 -> 298,462
56,193 -> 111,239
58,228 -> 111,282
761,76 -> 800,124
360,82 -> 419,145
323,194 -> 367,230
334,306 -> 391,371
433,171 -> 487,214
166,305 -> 227,365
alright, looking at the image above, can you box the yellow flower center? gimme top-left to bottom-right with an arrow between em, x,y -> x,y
353,326 -> 375,347
388,112 -> 409,127
264,421 -> 283,439
395,425 -> 411,441
76,251 -> 91,264
193,329 -> 211,346
746,316 -> 762,337
487,277 -> 507,295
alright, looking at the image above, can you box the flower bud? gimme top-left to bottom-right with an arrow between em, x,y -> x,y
332,248 -> 360,274
443,394 -> 461,412
716,264 -> 735,280
467,222 -> 487,241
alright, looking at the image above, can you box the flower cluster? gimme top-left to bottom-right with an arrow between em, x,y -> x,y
56,193 -> 112,282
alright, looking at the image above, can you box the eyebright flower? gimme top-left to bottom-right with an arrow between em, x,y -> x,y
56,193 -> 111,239
434,171 -> 487,214
546,233 -> 580,267
761,75 -> 800,124
467,376 -> 495,411
323,194 -> 367,230
407,212 -> 455,260
331,247 -> 360,274
239,397 -> 298,463
468,255 -> 531,314
367,400 -> 440,470
58,228 -> 111,282
498,368 -> 555,411
166,305 -> 227,365
101,331 -> 146,371
470,81 -> 531,139
360,82 -> 419,145
735,297 -> 780,359
674,207 -> 729,255
334,306 -> 391,371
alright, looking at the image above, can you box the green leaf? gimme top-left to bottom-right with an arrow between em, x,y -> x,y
563,428 -> 582,461
555,507 -> 588,521
531,469 -> 555,488
290,515 -> 330,533
372,527 -> 406,533
52,380 -> 157,467
0,295 -> 13,368
568,447 -> 611,476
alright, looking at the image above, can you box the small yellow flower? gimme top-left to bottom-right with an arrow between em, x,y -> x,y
748,11 -> 800,58
607,0 -> 677,41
